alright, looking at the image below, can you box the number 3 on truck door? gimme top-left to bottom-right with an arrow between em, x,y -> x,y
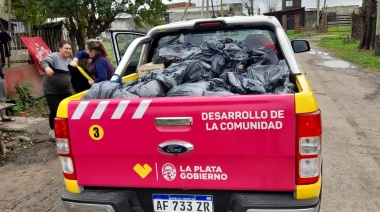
89,125 -> 104,140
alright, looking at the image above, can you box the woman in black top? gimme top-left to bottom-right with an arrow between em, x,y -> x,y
40,40 -> 72,138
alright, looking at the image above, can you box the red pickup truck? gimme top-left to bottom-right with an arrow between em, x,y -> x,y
55,16 -> 322,212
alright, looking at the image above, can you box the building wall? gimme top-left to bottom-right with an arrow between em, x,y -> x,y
326,5 -> 360,14
167,2 -> 196,8
167,3 -> 243,22
3,64 -> 44,98
295,12 -> 327,34
111,18 -> 136,31
282,0 -> 302,11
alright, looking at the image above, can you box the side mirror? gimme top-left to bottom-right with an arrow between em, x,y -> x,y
291,40 -> 310,53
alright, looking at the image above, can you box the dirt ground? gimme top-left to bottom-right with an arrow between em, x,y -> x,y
0,39 -> 380,212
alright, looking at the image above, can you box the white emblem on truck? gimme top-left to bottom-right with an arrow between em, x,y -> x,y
162,163 -> 177,181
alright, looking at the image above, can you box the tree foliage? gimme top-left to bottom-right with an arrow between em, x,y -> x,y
262,0 -> 281,13
4,0 -> 48,24
7,0 -> 168,50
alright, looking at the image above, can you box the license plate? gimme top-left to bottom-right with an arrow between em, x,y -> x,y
153,194 -> 213,212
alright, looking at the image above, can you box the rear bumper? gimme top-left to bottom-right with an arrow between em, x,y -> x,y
61,190 -> 143,212
62,190 -> 320,212
230,193 -> 320,212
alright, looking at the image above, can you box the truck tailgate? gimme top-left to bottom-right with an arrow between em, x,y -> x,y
68,95 -> 295,191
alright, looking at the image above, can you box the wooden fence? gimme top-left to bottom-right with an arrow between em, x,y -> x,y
7,20 -> 69,68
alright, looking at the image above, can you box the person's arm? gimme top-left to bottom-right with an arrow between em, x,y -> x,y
93,60 -> 108,83
70,51 -> 89,67
40,54 -> 55,77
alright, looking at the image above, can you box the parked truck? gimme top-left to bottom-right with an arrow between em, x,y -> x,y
55,16 -> 322,212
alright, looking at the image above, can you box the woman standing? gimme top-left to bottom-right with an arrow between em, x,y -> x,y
40,40 -> 72,138
70,39 -> 113,85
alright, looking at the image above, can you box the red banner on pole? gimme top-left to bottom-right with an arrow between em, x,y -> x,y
20,36 -> 52,75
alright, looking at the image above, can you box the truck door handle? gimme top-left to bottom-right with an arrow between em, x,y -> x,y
155,117 -> 193,126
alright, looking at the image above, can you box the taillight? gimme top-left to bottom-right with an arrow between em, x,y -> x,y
296,110 -> 322,185
194,20 -> 226,28
54,118 -> 76,180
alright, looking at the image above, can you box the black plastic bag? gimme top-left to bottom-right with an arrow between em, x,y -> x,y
225,72 -> 266,94
245,65 -> 287,93
152,43 -> 202,67
111,89 -> 139,98
82,81 -> 120,100
144,60 -> 213,91
246,47 -> 279,66
193,38 -> 226,77
166,82 -> 208,96
68,66 -> 92,93
223,41 -> 249,70
125,79 -> 166,98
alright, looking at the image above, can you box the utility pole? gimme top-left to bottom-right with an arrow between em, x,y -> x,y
181,0 -> 192,21
201,0 -> 205,17
206,0 -> 210,18
375,0 -> 380,55
210,0 -> 216,18
221,0 -> 224,17
316,0 -> 320,31
8,0 -> 12,68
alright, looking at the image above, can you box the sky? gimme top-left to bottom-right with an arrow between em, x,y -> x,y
164,0 -> 363,13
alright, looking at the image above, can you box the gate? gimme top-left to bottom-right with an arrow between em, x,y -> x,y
327,13 -> 351,31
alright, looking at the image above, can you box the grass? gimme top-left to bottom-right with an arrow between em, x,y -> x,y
287,25 -> 380,72
102,41 -> 116,67
287,25 -> 351,39
317,37 -> 380,71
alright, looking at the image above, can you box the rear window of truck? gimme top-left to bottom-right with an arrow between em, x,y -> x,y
154,29 -> 278,53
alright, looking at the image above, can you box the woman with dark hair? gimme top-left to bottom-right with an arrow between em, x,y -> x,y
70,39 -> 114,85
40,40 -> 72,138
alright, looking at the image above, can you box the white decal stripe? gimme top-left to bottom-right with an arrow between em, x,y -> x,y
111,100 -> 131,119
132,100 -> 152,119
71,101 -> 90,120
91,101 -> 110,119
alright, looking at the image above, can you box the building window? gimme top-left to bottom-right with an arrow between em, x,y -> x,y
286,0 -> 293,7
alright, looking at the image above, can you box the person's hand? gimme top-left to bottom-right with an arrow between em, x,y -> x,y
69,60 -> 78,67
45,67 -> 54,77
88,80 -> 94,85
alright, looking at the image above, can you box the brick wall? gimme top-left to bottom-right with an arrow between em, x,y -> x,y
295,14 -> 300,30
4,65 -> 44,98
167,2 -> 196,8
295,12 -> 327,34
282,15 -> 287,33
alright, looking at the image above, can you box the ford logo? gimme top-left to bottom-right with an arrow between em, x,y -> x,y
158,141 -> 194,155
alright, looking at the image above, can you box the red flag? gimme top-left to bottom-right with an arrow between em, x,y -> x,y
20,36 -> 52,75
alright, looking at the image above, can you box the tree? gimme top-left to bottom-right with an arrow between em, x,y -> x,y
262,0 -> 281,13
242,0 -> 253,16
358,0 -> 377,50
7,0 -> 168,50
4,0 -> 47,24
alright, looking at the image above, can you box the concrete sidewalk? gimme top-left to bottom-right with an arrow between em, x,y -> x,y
0,116 -> 51,147
0,116 -> 48,132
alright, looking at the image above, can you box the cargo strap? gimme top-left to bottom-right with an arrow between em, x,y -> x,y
77,66 -> 93,80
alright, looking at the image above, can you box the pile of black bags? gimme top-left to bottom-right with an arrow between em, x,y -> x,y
82,37 -> 296,100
